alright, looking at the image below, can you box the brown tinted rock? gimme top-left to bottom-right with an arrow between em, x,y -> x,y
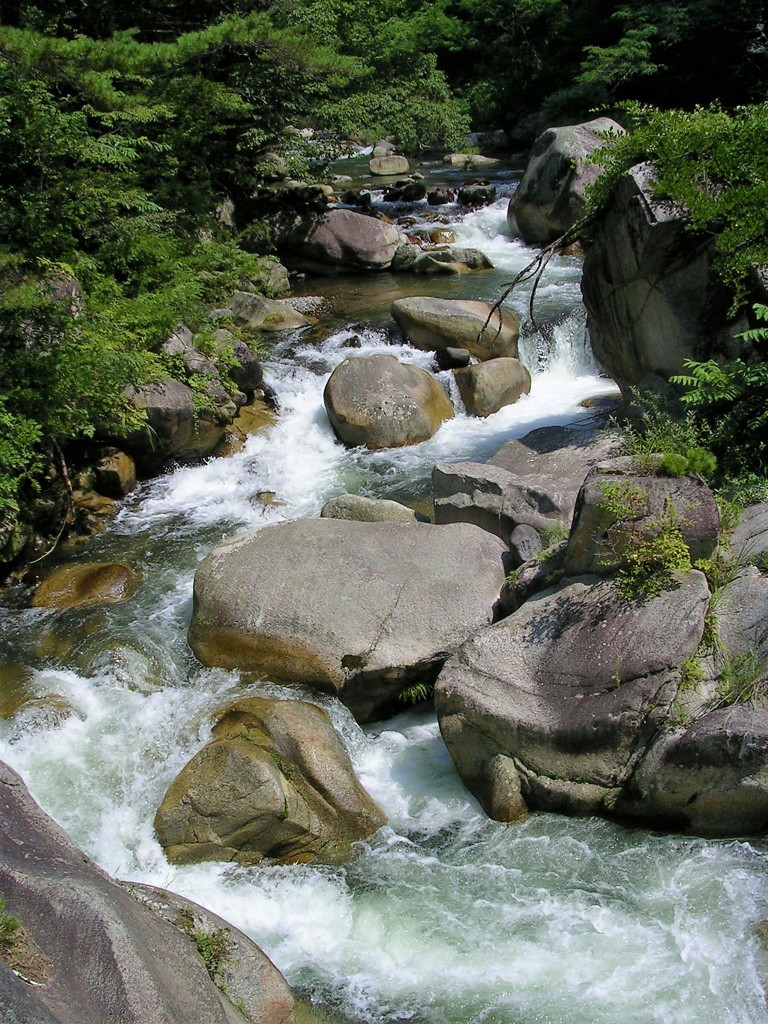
454,358 -> 531,417
31,563 -> 138,610
94,448 -> 136,497
155,696 -> 385,865
391,297 -> 519,361
370,155 -> 410,176
230,291 -> 311,332
188,518 -> 508,722
324,353 -> 453,450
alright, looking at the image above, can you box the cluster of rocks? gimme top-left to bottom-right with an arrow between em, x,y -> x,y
321,295 -> 531,450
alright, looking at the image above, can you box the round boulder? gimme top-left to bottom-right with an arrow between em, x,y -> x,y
370,155 -> 410,176
31,563 -> 138,610
154,696 -> 385,865
323,353 -> 453,450
454,358 -> 532,417
293,208 -> 405,270
391,297 -> 519,361
188,518 -> 509,722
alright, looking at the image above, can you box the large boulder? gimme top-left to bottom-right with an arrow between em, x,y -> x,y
507,117 -> 624,244
581,162 -> 744,390
121,379 -> 228,468
154,696 -> 385,865
562,458 -> 720,575
290,208 -> 405,270
391,297 -> 519,361
433,417 -> 623,541
369,155 -> 410,176
0,760 -> 292,1024
188,518 -> 509,722
454,358 -> 531,417
323,353 -> 453,450
435,571 -> 711,823
124,884 -> 295,1024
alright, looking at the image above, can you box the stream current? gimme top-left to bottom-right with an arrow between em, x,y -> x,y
1,170 -> 768,1024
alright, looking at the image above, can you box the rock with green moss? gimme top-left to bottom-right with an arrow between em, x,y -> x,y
154,696 -> 385,865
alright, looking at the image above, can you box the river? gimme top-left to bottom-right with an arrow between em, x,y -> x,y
1,168 -> 767,1024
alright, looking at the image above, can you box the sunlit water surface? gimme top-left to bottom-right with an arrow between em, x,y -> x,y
1,190 -> 766,1024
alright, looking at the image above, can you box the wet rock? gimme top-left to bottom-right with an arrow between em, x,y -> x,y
321,494 -> 418,523
188,518 -> 508,722
428,229 -> 455,244
444,154 -> 500,168
507,117 -> 624,244
94,448 -> 136,498
454,358 -> 532,417
324,353 -> 453,450
31,563 -> 138,610
427,186 -> 455,206
384,178 -> 427,203
0,760 -> 268,1024
435,347 -> 471,370
412,248 -> 493,276
122,379 -> 228,467
154,696 -> 385,865
458,182 -> 497,206
391,297 -> 519,361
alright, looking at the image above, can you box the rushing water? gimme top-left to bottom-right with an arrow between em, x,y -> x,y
1,185 -> 767,1024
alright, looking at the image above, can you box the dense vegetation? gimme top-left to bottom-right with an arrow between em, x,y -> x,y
1,0 -> 766,557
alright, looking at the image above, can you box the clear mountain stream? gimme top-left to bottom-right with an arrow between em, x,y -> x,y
1,164 -> 767,1024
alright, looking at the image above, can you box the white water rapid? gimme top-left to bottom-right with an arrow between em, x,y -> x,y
1,195 -> 767,1024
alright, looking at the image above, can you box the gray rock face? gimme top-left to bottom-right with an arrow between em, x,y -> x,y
433,418 -> 623,541
294,208 -> 405,270
0,760 -> 288,1024
188,519 -> 509,722
124,884 -> 295,1024
563,458 -> 721,576
581,162 -> 743,390
435,571 -> 710,822
320,494 -> 418,523
729,502 -> 768,567
391,297 -> 519,360
154,696 -> 385,865
507,117 -> 624,244
324,353 -> 454,450
454,357 -> 532,417
122,379 -> 226,468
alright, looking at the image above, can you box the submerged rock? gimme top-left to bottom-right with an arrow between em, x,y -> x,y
31,562 -> 138,610
391,297 -> 519,361
154,696 -> 385,865
324,353 -> 453,450
188,518 -> 508,722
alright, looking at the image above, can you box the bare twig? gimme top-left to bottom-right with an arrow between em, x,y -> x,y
28,439 -> 75,565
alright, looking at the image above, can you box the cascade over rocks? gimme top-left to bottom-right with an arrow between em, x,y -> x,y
507,117 -> 624,244
435,571 -> 711,824
0,760 -> 293,1024
324,353 -> 453,450
188,518 -> 509,722
581,162 -> 743,390
391,297 -> 519,360
154,696 -> 385,865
